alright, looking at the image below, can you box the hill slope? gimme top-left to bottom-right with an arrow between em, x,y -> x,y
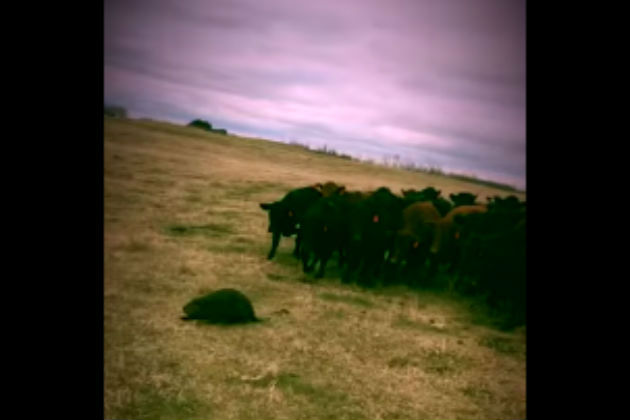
104,117 -> 526,420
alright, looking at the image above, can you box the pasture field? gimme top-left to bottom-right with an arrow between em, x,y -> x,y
104,117 -> 526,420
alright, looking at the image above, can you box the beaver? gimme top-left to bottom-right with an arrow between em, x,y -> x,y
181,288 -> 263,324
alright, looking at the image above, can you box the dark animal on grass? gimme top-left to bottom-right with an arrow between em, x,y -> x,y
389,201 -> 442,286
428,205 -> 488,276
431,197 -> 453,217
259,186 -> 322,260
299,195 -> 348,279
449,192 -> 478,207
342,187 -> 405,286
418,186 -> 441,200
466,197 -> 526,237
181,288 -> 262,324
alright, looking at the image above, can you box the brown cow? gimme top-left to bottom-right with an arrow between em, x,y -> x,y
314,181 -> 346,197
390,201 -> 442,270
429,205 -> 488,272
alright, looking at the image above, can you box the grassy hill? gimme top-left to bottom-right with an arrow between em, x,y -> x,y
104,117 -> 526,420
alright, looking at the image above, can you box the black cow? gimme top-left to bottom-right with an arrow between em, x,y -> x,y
449,192 -> 478,207
389,201 -> 442,286
428,205 -> 488,278
458,219 -> 526,328
259,186 -> 322,260
299,195 -> 348,278
314,181 -> 346,197
401,186 -> 441,202
487,195 -> 526,215
343,187 -> 405,286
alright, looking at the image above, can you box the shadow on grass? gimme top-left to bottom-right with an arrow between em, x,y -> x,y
164,223 -> 234,238
391,316 -> 449,334
318,292 -> 375,308
478,334 -> 525,357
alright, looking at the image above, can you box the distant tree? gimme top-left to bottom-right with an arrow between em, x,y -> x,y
104,105 -> 127,118
212,128 -> 228,135
188,119 -> 213,131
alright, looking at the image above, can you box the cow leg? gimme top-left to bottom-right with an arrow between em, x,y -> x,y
383,260 -> 399,284
315,251 -> 331,279
341,245 -> 359,283
293,233 -> 301,259
302,249 -> 315,273
267,231 -> 281,260
356,259 -> 375,287
426,254 -> 440,279
341,263 -> 354,283
337,245 -> 346,267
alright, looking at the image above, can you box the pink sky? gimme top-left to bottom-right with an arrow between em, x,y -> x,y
105,0 -> 526,190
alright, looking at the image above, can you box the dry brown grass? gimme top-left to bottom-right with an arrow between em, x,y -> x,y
104,117 -> 526,420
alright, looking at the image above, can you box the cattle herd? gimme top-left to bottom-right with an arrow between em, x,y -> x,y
260,181 -> 526,327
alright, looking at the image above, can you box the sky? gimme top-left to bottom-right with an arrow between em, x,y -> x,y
105,0 -> 526,190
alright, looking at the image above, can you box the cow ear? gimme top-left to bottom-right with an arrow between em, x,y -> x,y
337,186 -> 346,194
313,183 -> 323,191
260,202 -> 273,211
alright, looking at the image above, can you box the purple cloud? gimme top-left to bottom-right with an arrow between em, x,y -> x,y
105,0 -> 526,190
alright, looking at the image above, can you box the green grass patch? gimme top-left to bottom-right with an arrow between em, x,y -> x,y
163,223 -> 234,238
276,373 -> 350,406
460,384 -> 495,402
113,386 -> 204,420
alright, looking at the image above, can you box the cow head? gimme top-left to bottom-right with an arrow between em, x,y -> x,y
259,201 -> 299,236
449,192 -> 478,207
314,181 -> 346,197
